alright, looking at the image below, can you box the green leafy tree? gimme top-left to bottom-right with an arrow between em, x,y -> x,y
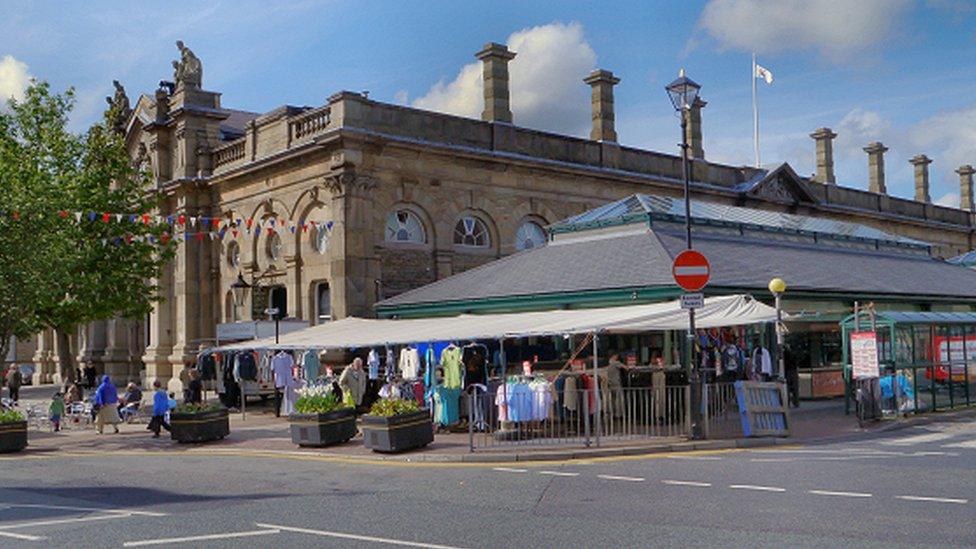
0,82 -> 175,382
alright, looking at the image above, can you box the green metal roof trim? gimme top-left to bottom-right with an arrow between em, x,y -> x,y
841,310 -> 976,327
948,249 -> 976,267
549,193 -> 930,250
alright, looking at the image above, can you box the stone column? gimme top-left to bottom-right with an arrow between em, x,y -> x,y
32,329 -> 56,384
583,69 -> 620,143
863,142 -> 888,194
327,167 -> 379,319
957,165 -> 975,212
810,127 -> 837,185
101,319 -> 136,383
476,42 -> 517,123
910,154 -> 932,203
683,98 -> 707,160
143,253 -> 175,389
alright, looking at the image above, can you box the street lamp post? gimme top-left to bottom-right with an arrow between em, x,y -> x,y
768,277 -> 787,381
666,69 -> 703,439
264,307 -> 281,344
230,272 -> 251,322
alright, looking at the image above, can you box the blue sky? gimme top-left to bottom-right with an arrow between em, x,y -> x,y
2,0 -> 975,204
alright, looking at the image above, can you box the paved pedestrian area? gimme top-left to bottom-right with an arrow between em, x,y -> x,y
5,384 -> 973,463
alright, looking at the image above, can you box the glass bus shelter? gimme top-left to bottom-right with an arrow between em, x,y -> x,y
840,311 -> 976,415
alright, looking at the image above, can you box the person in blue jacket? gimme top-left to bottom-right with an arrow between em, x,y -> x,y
149,380 -> 171,438
93,375 -> 122,434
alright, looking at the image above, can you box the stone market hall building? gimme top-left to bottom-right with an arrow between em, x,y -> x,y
13,40 -> 976,390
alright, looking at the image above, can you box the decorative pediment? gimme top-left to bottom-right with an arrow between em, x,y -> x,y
735,163 -> 818,205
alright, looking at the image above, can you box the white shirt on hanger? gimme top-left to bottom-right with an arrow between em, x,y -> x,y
271,352 -> 295,389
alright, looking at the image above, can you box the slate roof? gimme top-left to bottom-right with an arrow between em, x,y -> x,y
376,227 -> 976,310
551,193 -> 928,248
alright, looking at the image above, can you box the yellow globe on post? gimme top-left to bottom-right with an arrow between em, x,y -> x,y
768,277 -> 787,295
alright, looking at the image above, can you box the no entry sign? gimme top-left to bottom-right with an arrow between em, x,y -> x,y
672,249 -> 710,292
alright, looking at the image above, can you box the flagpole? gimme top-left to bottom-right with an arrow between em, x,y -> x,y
752,52 -> 760,168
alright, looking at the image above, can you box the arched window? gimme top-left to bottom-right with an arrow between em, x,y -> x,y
515,221 -> 547,251
226,241 -> 241,267
385,210 -> 426,244
267,233 -> 282,261
453,216 -> 490,248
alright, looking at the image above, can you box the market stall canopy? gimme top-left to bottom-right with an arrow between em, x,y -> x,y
215,294 -> 779,351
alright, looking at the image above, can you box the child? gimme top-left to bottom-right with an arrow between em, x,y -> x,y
49,392 -> 65,432
148,380 -> 171,438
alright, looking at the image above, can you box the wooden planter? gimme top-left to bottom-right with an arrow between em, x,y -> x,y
362,410 -> 433,453
0,421 -> 27,453
289,408 -> 357,447
170,409 -> 230,443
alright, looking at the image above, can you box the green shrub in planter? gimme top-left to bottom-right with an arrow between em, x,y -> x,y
289,388 -> 357,447
170,403 -> 229,443
0,409 -> 27,453
362,398 -> 433,453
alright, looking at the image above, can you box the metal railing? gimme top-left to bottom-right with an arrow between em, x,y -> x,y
466,385 -> 691,451
703,382 -> 743,439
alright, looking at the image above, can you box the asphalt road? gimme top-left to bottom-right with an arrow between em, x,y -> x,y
3,416 -> 976,548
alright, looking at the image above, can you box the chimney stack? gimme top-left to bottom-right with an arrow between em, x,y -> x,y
683,97 -> 707,160
583,69 -> 620,142
863,141 -> 888,194
957,164 -> 975,212
475,42 -> 516,123
909,154 -> 932,203
810,127 -> 837,184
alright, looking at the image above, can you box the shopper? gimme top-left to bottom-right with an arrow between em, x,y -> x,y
186,369 -> 203,404
149,380 -> 171,438
605,353 -> 628,417
49,392 -> 65,432
179,363 -> 194,403
84,365 -> 97,389
5,365 -> 22,402
339,358 -> 367,410
93,375 -> 122,434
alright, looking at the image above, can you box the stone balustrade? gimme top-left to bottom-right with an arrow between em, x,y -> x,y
212,138 -> 246,170
289,106 -> 331,143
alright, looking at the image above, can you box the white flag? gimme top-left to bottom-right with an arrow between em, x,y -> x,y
755,64 -> 774,85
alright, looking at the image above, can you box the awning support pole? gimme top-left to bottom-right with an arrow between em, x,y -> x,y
592,332 -> 601,447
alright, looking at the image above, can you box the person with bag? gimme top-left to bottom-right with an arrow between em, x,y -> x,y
5,365 -> 23,402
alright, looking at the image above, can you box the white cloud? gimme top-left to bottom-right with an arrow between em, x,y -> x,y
0,55 -> 31,104
834,108 -> 892,159
412,21 -> 597,136
695,0 -> 912,61
935,192 -> 960,207
909,103 -> 976,183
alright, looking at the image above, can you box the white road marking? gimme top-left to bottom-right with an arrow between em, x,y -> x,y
123,529 -> 281,547
538,471 -> 580,477
880,432 -> 955,446
0,513 -> 135,529
808,490 -> 872,498
730,484 -> 786,493
257,523 -> 466,549
896,495 -> 968,504
0,530 -> 46,541
662,480 -> 711,487
491,467 -> 528,473
597,474 -> 644,482
0,502 -> 166,517
666,455 -> 722,461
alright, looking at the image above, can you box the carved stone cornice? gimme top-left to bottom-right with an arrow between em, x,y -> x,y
324,171 -> 377,197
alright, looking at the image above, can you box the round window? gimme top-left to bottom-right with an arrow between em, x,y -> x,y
267,233 -> 282,261
315,224 -> 329,254
226,241 -> 240,268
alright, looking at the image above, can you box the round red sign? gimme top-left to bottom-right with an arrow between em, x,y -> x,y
672,249 -> 711,292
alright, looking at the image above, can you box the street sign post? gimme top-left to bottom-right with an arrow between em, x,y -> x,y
680,293 -> 704,309
672,250 -> 711,292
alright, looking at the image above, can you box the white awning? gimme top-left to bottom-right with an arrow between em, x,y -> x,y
215,294 -> 778,351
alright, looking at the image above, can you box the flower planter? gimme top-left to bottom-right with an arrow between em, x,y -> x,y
289,408 -> 357,447
170,409 -> 229,443
0,421 -> 28,453
362,409 -> 433,453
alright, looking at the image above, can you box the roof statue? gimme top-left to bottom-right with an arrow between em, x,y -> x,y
172,40 -> 202,89
104,80 -> 131,135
